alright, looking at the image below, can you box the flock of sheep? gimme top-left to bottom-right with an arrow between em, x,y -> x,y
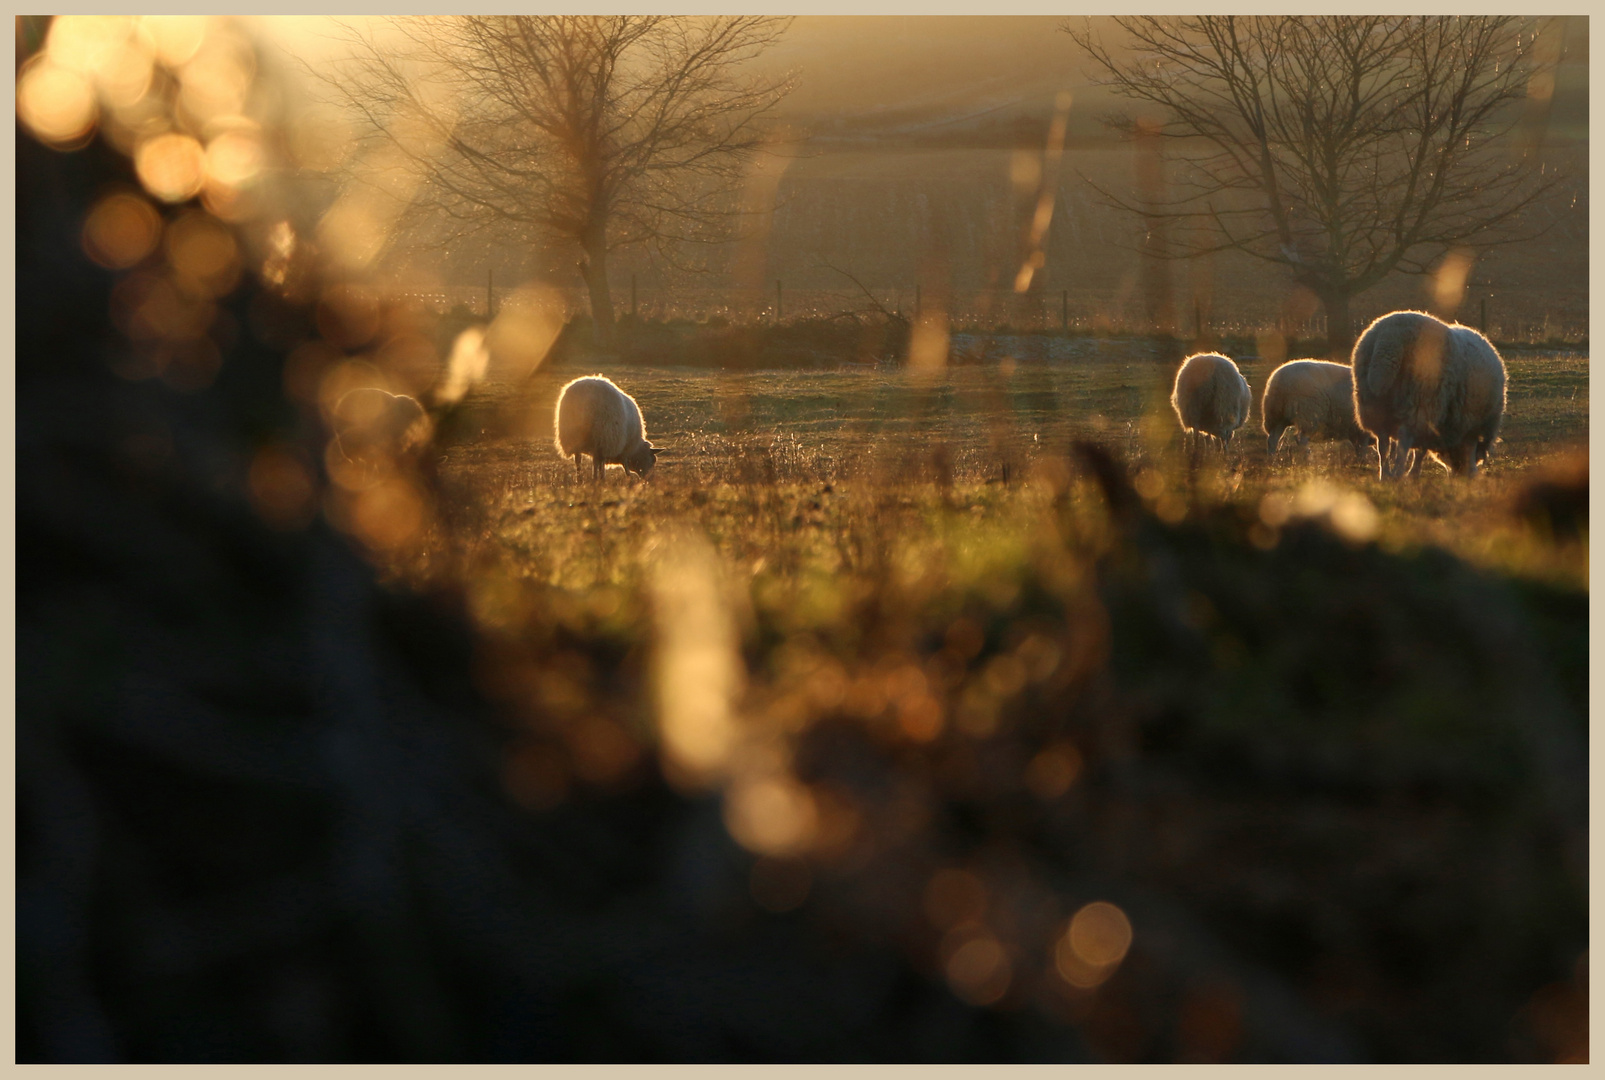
334,308 -> 1508,487
550,309 -> 1506,485
1170,310 -> 1508,479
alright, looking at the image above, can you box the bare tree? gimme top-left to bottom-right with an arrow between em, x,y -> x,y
318,16 -> 792,345
1066,16 -> 1564,355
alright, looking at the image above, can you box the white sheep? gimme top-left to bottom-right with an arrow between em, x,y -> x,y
1351,311 -> 1507,480
1261,359 -> 1375,457
1171,352 -> 1251,450
554,375 -> 659,481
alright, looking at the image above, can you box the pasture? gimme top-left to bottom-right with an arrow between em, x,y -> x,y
430,343 -> 1588,598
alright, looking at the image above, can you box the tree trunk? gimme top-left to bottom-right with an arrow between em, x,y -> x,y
580,231 -> 615,349
1322,288 -> 1354,360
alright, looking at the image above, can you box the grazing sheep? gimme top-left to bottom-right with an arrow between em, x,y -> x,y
554,375 -> 659,481
1171,352 -> 1252,450
1351,311 -> 1507,480
331,386 -> 431,468
1261,359 -> 1376,457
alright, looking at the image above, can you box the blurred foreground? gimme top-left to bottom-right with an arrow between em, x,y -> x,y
15,17 -> 1588,1065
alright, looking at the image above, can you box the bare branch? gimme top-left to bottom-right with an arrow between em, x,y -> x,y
303,15 -> 793,340
818,261 -> 910,325
1065,15 -> 1562,346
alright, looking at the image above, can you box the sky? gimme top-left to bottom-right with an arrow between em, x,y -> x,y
251,15 -> 1587,145
758,16 -> 1085,119
253,15 -> 1097,126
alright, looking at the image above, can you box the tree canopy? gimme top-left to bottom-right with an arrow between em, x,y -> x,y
1067,16 -> 1565,353
320,16 -> 793,343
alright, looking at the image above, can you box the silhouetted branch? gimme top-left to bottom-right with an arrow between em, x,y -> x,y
1064,16 -> 1567,346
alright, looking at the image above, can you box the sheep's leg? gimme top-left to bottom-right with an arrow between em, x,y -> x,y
594,456 -> 605,482
1385,433 -> 1413,480
1402,446 -> 1421,479
1266,426 -> 1284,457
574,453 -> 584,482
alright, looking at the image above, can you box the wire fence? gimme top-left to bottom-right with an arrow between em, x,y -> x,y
395,283 -> 1589,347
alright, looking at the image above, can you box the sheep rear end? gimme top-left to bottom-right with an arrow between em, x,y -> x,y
1172,352 -> 1251,448
1353,312 -> 1506,480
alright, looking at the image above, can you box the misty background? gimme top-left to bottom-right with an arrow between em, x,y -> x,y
254,15 -> 1588,342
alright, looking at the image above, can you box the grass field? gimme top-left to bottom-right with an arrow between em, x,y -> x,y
429,343 -> 1588,599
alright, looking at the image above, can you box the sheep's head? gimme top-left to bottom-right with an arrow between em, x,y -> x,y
625,443 -> 660,477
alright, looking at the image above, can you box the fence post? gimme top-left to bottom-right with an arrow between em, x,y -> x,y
1480,297 -> 1488,336
1062,289 -> 1069,332
916,284 -> 922,319
487,267 -> 494,318
631,273 -> 637,319
776,279 -> 783,322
